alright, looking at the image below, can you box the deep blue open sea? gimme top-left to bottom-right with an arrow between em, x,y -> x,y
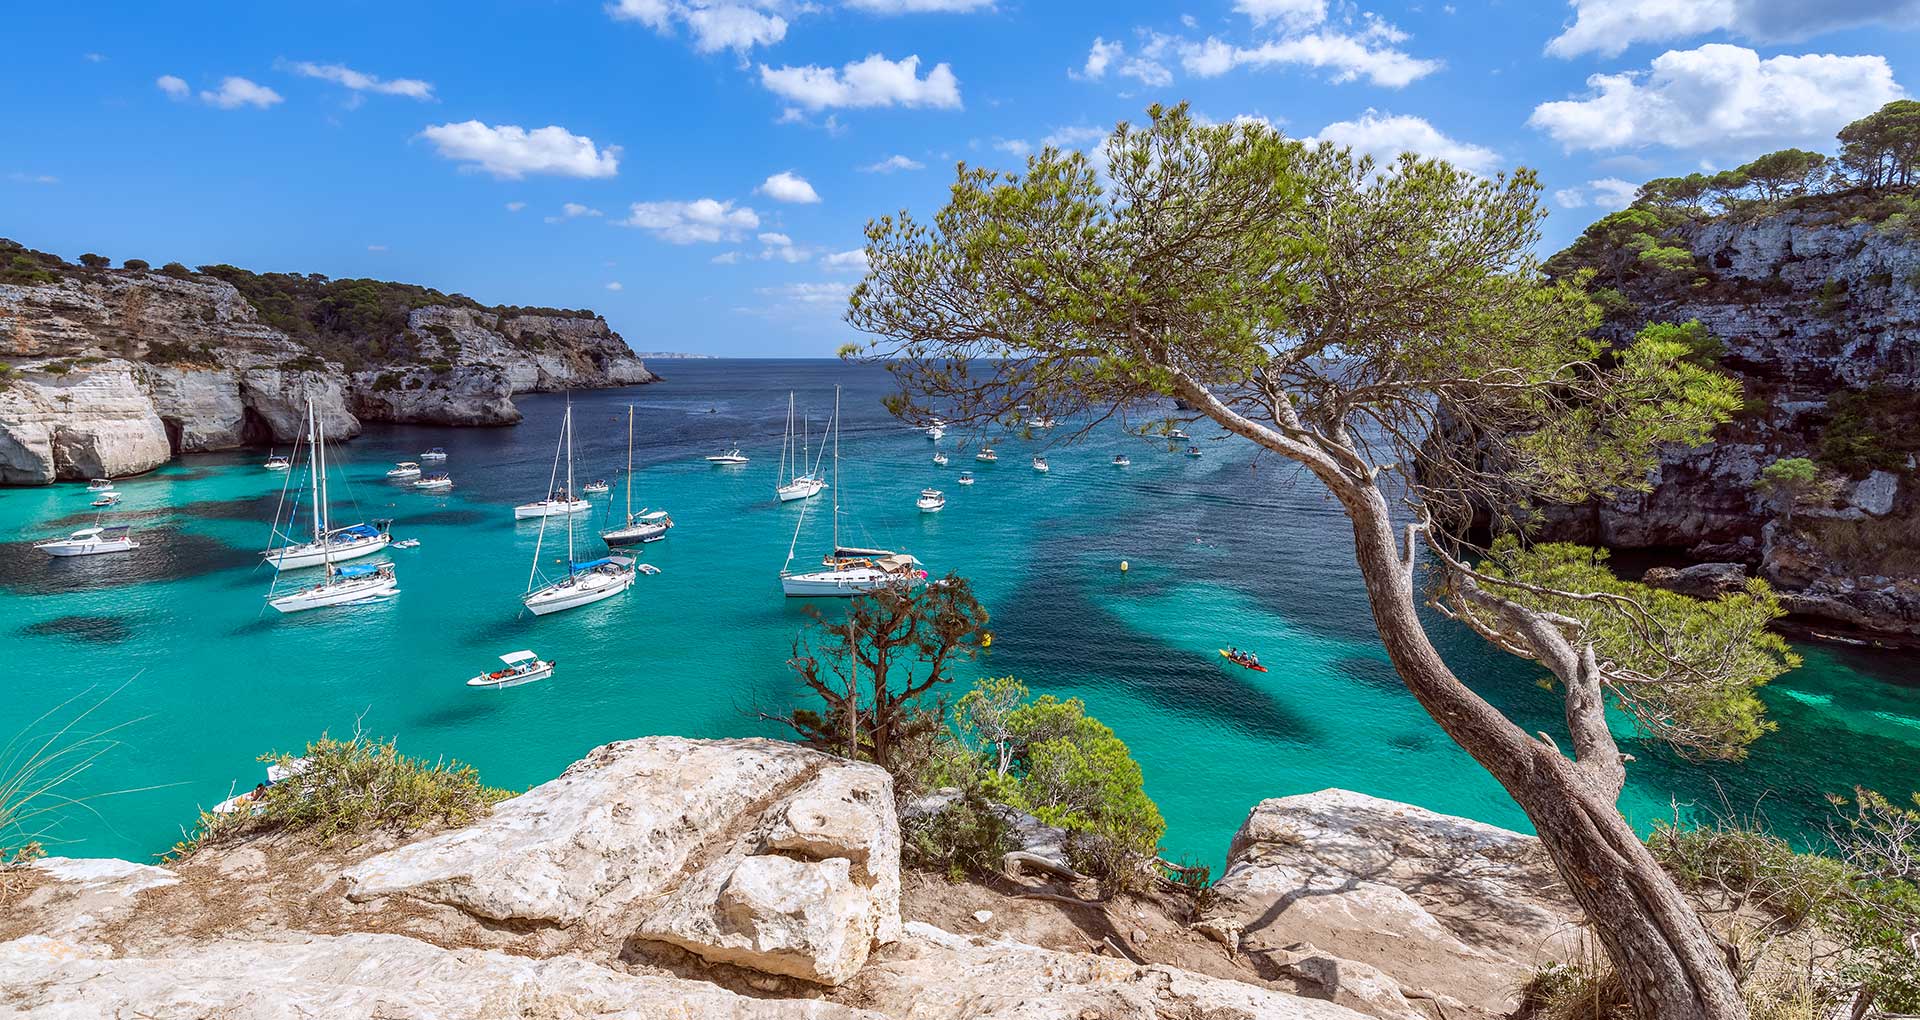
4,359 -> 1918,867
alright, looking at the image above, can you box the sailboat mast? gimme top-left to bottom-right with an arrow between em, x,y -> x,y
307,401 -> 323,541
831,385 -> 841,551
625,405 -> 634,524
564,404 -> 576,567
781,392 -> 794,486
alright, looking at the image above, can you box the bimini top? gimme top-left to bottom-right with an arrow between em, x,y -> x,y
71,527 -> 105,538
335,562 -> 384,578
638,510 -> 671,522
500,650 -> 538,665
834,545 -> 897,559
570,556 -> 635,572
334,523 -> 382,540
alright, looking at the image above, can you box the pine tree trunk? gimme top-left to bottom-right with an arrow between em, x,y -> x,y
1340,487 -> 1749,1020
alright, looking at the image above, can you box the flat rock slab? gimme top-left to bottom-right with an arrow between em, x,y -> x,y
0,930 -> 880,1019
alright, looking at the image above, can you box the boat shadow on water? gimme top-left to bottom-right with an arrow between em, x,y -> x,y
19,614 -> 136,645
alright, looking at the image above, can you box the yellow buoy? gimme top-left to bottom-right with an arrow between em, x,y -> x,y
1120,560 -> 1130,572
982,632 -> 993,648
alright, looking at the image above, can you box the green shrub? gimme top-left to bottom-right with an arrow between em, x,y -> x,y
1649,821 -> 1853,924
902,786 -> 1013,881
158,262 -> 192,279
122,259 -> 151,272
1817,384 -> 1920,476
170,733 -> 509,857
1814,278 -> 1850,316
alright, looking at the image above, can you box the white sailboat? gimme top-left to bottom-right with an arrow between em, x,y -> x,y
524,403 -> 635,616
780,387 -> 927,598
513,490 -> 591,520
262,404 -> 391,571
776,392 -> 827,502
267,401 -> 400,614
35,525 -> 138,557
602,405 -> 674,547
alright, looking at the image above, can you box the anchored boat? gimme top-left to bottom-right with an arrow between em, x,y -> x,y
917,488 -> 946,513
776,392 -> 827,502
35,525 -> 138,557
603,406 -> 675,547
524,404 -> 635,616
467,650 -> 556,690
780,387 -> 927,598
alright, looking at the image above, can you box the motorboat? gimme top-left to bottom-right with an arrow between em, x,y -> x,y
582,479 -> 610,495
916,488 -> 946,513
392,538 -> 421,549
35,525 -> 138,557
1113,454 -> 1131,467
420,447 -> 448,461
1028,417 -> 1057,429
524,404 -> 636,616
386,461 -> 421,479
706,448 -> 749,465
932,452 -> 949,466
90,491 -> 121,507
780,387 -> 927,598
466,650 -> 556,690
603,406 -> 676,547
957,471 -> 975,486
604,509 -> 673,546
1186,446 -> 1203,458
269,560 -> 399,613
212,757 -> 311,815
637,563 -> 662,575
263,400 -> 400,608
412,474 -> 452,490
776,394 -> 828,503
86,478 -> 113,491
1170,429 -> 1191,440
264,454 -> 291,471
514,490 -> 592,520
975,448 -> 998,463
1032,456 -> 1049,473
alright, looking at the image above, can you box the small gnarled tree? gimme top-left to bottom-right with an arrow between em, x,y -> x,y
846,103 -> 1801,1020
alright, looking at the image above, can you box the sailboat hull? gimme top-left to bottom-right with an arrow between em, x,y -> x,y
270,574 -> 399,613
514,499 -> 592,520
264,533 -> 390,571
776,478 -> 826,502
602,525 -> 668,546
523,567 -> 634,615
780,567 -> 919,598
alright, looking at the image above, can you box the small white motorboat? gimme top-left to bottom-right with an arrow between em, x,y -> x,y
514,491 -> 592,520
386,461 -> 422,479
706,448 -> 749,465
1032,456 -> 1049,473
412,474 -> 452,490
1186,446 -> 1203,458
957,471 -> 975,486
90,491 -> 121,507
212,757 -> 311,815
86,478 -> 113,492
420,447 -> 449,461
1028,417 -> 1057,429
264,454 -> 291,471
1170,429 -> 1191,440
932,452 -> 949,467
35,525 -> 138,557
392,538 -> 421,549
975,448 -> 998,463
582,479 -> 611,495
466,650 -> 556,690
1113,454 -> 1131,467
916,488 -> 946,513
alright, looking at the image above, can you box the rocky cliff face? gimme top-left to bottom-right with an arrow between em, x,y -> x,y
1546,205 -> 1920,639
0,270 -> 656,484
0,738 -> 1581,1020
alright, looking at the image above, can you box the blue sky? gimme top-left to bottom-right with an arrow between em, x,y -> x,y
4,1 -> 1917,355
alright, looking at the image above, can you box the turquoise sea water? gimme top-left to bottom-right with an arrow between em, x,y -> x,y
4,359 -> 1918,867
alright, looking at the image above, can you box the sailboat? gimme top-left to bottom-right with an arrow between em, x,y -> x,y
602,405 -> 674,547
267,401 -> 400,613
524,403 -> 636,616
780,387 -> 927,598
776,392 -> 827,503
262,404 -> 391,571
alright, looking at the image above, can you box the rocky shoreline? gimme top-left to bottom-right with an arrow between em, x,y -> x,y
0,737 -> 1589,1020
0,270 -> 657,485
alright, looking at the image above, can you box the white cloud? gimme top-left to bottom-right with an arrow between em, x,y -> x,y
621,198 -> 760,243
1043,125 -> 1107,149
282,61 -> 435,100
757,170 -> 821,203
758,231 -> 793,245
1528,44 -> 1904,153
994,138 -> 1032,156
606,0 -> 788,53
1179,29 -> 1441,88
760,53 -> 962,111
1082,37 -> 1122,78
1234,0 -> 1326,29
712,251 -> 743,264
367,244 -> 388,252
419,121 -> 621,179
505,201 -> 527,212
7,173 -> 59,185
1310,109 -> 1500,175
757,232 -> 812,262
156,74 -> 189,99
760,281 -> 853,305
547,202 -> 606,222
823,249 -> 869,271
84,52 -> 106,63
1546,0 -> 1920,59
1554,177 -> 1638,210
200,77 -> 284,110
606,281 -> 625,291
844,0 -> 994,10
860,154 -> 924,173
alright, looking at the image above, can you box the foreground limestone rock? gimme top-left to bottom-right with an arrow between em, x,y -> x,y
1201,789 -> 1583,1015
344,736 -> 902,986
0,931 -> 881,1019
